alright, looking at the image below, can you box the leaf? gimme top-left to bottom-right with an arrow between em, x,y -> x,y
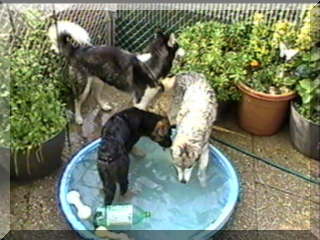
311,48 -> 320,62
302,94 -> 312,104
299,79 -> 312,91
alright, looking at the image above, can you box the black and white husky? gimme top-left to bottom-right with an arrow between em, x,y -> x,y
168,72 -> 218,187
48,21 -> 185,124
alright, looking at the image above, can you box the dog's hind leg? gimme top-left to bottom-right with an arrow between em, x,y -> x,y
134,86 -> 161,110
105,181 -> 117,205
95,79 -> 113,111
75,76 -> 93,125
118,161 -> 129,197
98,168 -> 117,205
198,143 -> 210,188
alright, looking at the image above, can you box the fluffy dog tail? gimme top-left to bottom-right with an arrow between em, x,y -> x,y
47,21 -> 91,56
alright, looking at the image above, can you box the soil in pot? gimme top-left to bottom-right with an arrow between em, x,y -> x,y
290,103 -> 320,160
10,129 -> 66,181
237,82 -> 296,136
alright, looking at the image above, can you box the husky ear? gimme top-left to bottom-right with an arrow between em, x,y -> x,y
168,33 -> 176,48
154,28 -> 164,39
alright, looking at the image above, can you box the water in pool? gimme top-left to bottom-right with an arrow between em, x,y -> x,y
69,137 -> 232,238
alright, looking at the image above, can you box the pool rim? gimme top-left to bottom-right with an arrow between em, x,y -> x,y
58,138 -> 240,240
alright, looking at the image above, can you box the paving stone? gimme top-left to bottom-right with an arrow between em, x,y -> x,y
10,182 -> 33,230
252,125 -> 320,203
311,202 -> 320,239
23,174 -> 69,230
256,182 -> 313,230
0,169 -> 10,238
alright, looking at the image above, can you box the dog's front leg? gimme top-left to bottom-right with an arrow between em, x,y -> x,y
134,86 -> 161,110
118,159 -> 130,197
97,167 -> 117,205
95,79 -> 113,111
75,76 -> 93,125
198,144 -> 210,187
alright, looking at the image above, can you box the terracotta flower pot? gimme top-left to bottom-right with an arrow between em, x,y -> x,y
237,82 -> 296,136
290,102 -> 320,160
9,129 -> 66,181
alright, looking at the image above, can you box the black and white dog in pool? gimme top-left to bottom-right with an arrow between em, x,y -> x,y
48,21 -> 185,125
97,107 -> 172,205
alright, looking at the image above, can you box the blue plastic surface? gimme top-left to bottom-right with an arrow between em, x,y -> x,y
58,137 -> 240,240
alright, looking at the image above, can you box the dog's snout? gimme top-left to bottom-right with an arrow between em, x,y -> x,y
181,179 -> 187,184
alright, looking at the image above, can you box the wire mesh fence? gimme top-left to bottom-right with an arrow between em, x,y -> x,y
115,3 -> 312,52
0,3 -> 314,58
2,4 -> 114,55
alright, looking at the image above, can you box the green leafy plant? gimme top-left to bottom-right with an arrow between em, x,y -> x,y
174,21 -> 251,101
295,78 -> 320,124
238,13 -> 301,94
238,10 -> 320,95
294,47 -> 320,124
4,10 -> 68,151
296,5 -> 320,51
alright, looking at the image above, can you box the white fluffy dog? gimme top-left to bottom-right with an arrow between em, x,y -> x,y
168,72 -> 218,186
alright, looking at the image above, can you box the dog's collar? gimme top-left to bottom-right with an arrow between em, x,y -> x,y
98,133 -> 127,165
141,61 -> 158,82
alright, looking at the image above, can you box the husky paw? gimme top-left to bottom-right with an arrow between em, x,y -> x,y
75,115 -> 84,125
100,103 -> 112,112
198,172 -> 207,188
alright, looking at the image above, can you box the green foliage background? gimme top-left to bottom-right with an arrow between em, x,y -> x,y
3,10 -> 68,151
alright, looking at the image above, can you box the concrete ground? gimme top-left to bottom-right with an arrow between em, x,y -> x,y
9,83 -> 320,239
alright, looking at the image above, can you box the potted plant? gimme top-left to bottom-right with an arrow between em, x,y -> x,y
235,13 -> 303,136
289,6 -> 320,160
290,75 -> 320,160
1,10 -> 68,181
174,21 -> 251,121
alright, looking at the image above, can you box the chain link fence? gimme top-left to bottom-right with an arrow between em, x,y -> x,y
115,3 -> 312,52
2,4 -> 114,48
0,3 -> 313,58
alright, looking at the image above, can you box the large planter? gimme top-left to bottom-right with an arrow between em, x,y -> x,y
290,103 -> 320,160
10,129 -> 66,181
237,82 -> 296,136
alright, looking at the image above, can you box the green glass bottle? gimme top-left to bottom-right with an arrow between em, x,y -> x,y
95,204 -> 151,228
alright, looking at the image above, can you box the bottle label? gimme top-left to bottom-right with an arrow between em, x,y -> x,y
106,205 -> 133,226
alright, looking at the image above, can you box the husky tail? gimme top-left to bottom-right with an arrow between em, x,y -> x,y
48,21 -> 91,56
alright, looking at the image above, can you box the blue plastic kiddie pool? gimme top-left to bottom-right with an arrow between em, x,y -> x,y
58,136 -> 240,240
